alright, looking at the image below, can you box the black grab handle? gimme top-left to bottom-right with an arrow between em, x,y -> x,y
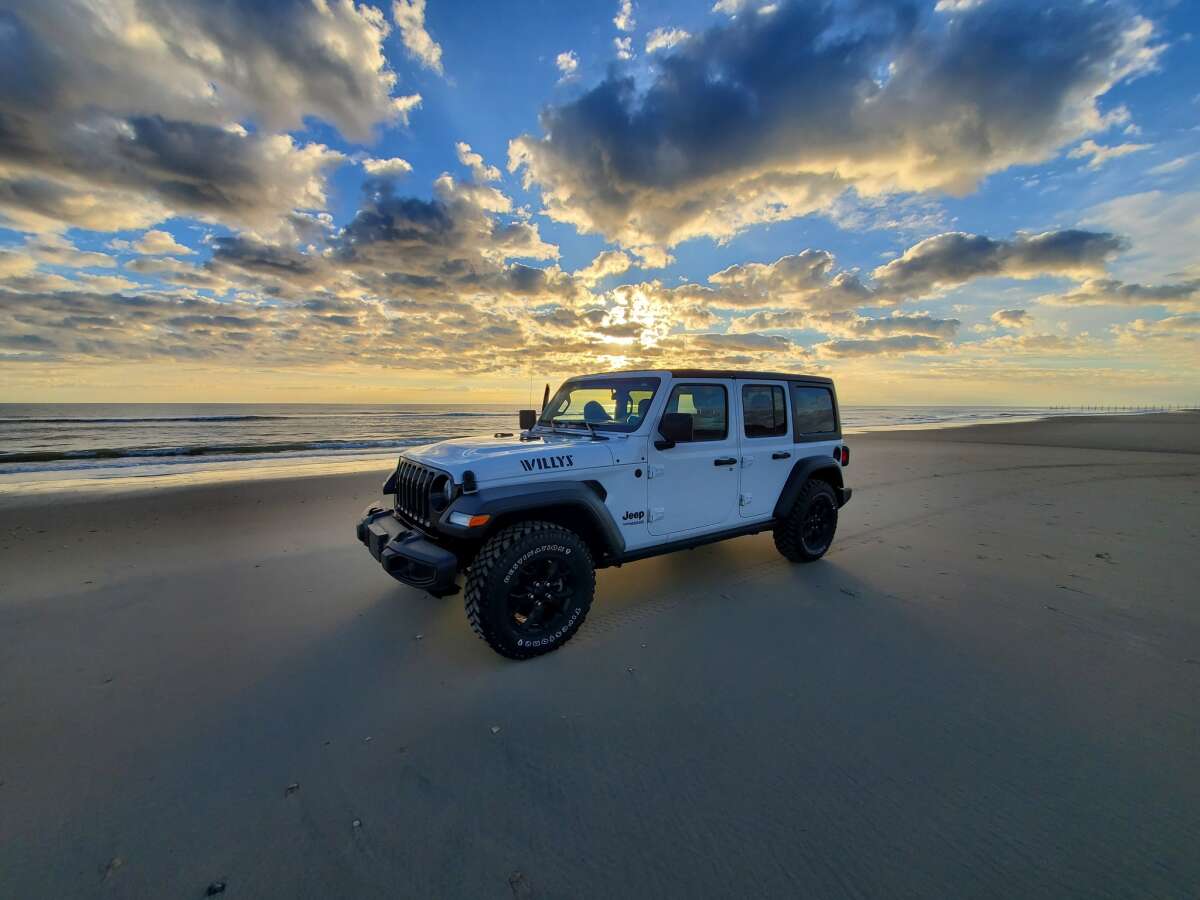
714,457 -> 737,466
772,451 -> 791,460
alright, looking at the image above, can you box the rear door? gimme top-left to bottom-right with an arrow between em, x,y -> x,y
737,381 -> 793,519
647,380 -> 740,536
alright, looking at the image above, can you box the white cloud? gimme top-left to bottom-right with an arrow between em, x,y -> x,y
391,94 -> 423,126
555,50 -> 579,77
1067,139 -> 1151,170
1147,154 -> 1197,177
614,37 -> 633,61
575,250 -> 632,286
362,157 -> 414,178
131,230 -> 194,256
456,143 -> 502,182
646,28 -> 691,54
614,0 -> 636,32
392,0 -> 444,75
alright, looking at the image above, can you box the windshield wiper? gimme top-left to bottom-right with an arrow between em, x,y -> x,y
547,417 -> 609,440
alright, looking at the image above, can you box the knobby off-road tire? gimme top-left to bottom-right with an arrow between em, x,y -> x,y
773,478 -> 839,563
464,521 -> 596,660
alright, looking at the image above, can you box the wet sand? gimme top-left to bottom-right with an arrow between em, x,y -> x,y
1,413 -> 1198,898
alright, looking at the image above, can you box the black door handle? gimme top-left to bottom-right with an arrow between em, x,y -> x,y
772,451 -> 791,460
714,457 -> 737,466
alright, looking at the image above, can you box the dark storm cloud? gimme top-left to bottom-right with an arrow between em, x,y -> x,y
510,0 -> 1160,247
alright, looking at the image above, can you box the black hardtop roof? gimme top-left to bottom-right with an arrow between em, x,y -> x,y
576,368 -> 834,385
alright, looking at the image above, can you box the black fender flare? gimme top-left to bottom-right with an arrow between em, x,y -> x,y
441,481 -> 624,557
773,456 -> 847,519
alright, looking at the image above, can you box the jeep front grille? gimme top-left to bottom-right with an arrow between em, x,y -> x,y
393,458 -> 441,528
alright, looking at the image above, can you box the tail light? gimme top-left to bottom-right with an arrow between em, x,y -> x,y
841,445 -> 850,466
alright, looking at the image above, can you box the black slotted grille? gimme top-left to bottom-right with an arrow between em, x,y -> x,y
393,458 -> 440,528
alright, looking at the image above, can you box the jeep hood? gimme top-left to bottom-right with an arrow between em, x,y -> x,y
401,434 -> 614,482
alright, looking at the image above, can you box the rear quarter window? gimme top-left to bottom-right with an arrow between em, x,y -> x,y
790,385 -> 838,439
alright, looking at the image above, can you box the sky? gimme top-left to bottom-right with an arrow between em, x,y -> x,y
0,0 -> 1197,405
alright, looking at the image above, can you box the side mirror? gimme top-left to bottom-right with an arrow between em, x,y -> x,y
655,412 -> 693,450
518,409 -> 538,430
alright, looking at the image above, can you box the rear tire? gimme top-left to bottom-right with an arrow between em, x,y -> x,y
773,479 -> 839,563
464,521 -> 595,660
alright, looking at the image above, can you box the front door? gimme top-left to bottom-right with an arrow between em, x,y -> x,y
737,381 -> 793,519
647,381 -> 740,536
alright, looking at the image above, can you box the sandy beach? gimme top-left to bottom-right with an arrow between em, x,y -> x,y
2,412 -> 1198,899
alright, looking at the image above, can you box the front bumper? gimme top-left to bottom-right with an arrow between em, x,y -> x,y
356,506 -> 460,596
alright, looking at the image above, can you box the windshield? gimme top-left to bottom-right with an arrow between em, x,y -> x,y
537,377 -> 661,433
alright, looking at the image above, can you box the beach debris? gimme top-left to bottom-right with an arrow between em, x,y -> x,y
508,870 -> 533,898
626,666 -> 635,673
640,642 -> 647,648
205,881 -> 227,896
101,857 -> 123,880
352,818 -> 363,829
839,588 -> 858,597
490,725 -> 501,734
1095,552 -> 1114,563
363,736 -> 372,743
285,782 -> 300,797
415,633 -> 424,641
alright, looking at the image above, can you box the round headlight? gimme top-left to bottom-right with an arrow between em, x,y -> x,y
442,477 -> 456,502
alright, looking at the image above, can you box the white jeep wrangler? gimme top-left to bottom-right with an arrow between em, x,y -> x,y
357,369 -> 851,659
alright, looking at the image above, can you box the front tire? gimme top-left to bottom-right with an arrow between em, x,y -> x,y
773,479 -> 839,563
464,521 -> 595,660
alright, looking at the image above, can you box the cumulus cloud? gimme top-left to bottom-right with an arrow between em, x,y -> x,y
555,50 -> 579,78
990,308 -> 1030,328
708,250 -> 872,311
575,250 -> 632,286
363,157 -> 414,178
1068,140 -> 1151,170
0,1 -> 424,233
1112,315 -> 1200,350
646,28 -> 690,54
127,230 -> 194,256
509,0 -> 1162,248
391,94 -> 423,125
392,0 -> 444,74
614,0 -> 636,32
871,230 -> 1125,300
1041,278 -> 1200,310
456,143 -> 502,182
613,37 -> 633,61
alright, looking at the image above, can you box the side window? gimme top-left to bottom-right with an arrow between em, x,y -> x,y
791,386 -> 836,436
664,384 -> 727,441
742,385 -> 788,438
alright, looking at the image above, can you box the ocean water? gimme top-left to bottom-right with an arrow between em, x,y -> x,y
0,402 -> 1157,483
